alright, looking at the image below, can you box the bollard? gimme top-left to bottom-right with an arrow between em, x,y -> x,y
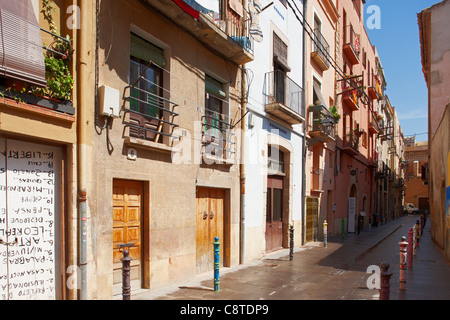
213,236 -> 220,291
117,242 -> 134,300
341,218 -> 345,241
289,225 -> 294,261
323,220 -> 328,248
399,236 -> 408,290
408,228 -> 413,269
379,262 -> 393,300
415,221 -> 420,248
413,226 -> 417,256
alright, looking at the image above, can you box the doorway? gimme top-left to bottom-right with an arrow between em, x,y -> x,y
266,176 -> 284,252
112,180 -> 144,294
196,187 -> 226,274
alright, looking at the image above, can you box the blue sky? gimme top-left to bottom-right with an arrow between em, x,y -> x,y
363,0 -> 441,142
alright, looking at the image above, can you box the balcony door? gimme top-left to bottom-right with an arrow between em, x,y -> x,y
266,176 -> 284,252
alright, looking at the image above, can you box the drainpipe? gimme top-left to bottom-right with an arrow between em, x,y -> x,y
239,64 -> 246,265
301,0 -> 308,245
77,0 -> 94,300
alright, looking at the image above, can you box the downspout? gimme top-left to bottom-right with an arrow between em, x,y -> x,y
77,0 -> 93,300
301,0 -> 308,245
239,69 -> 246,264
239,0 -> 247,265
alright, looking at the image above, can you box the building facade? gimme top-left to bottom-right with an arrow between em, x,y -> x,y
418,0 -> 450,261
242,0 -> 305,261
0,0 -> 78,300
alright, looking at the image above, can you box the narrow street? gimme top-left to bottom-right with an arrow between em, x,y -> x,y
133,215 -> 450,301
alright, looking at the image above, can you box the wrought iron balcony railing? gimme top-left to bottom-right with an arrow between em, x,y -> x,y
202,108 -> 236,161
263,70 -> 305,124
308,105 -> 336,141
311,28 -> 330,70
123,77 -> 179,143
343,25 -> 360,65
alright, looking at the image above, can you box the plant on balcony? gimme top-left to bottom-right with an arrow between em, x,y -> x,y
27,0 -> 74,101
329,105 -> 340,123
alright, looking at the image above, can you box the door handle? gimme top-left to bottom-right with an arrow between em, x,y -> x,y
203,211 -> 208,220
210,211 -> 214,219
0,238 -> 17,246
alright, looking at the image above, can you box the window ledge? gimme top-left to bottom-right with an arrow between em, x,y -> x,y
202,153 -> 234,166
124,137 -> 173,154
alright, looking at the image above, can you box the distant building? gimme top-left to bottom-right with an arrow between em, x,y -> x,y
404,140 -> 429,213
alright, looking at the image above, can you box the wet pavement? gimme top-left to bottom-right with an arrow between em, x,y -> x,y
133,215 -> 450,301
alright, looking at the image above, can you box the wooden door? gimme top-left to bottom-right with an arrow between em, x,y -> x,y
306,197 -> 319,243
265,176 -> 283,252
196,188 -> 224,274
113,180 -> 143,293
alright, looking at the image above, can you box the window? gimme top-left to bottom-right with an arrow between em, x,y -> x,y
128,33 -> 166,142
268,146 -> 285,174
0,1 -> 46,86
204,75 -> 230,158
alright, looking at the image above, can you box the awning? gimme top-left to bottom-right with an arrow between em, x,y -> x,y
313,81 -> 327,107
0,0 -> 46,87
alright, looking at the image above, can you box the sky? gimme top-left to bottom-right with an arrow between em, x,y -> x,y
363,0 -> 442,142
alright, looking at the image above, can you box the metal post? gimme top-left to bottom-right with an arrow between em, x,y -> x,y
415,220 -> 420,248
289,225 -> 294,261
213,236 -> 220,291
399,236 -> 408,290
118,243 -> 134,300
408,228 -> 413,269
379,262 -> 393,300
341,218 -> 345,241
323,220 -> 328,248
413,225 -> 417,255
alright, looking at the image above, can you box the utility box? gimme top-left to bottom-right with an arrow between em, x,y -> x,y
98,85 -> 120,118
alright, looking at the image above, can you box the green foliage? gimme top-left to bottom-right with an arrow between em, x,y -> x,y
329,105 -> 341,122
44,56 -> 73,100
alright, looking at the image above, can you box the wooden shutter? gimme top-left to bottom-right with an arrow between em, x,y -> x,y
0,0 -> 46,87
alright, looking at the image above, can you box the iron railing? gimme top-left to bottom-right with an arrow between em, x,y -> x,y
344,131 -> 360,151
123,77 -> 179,142
263,70 -> 305,118
202,108 -> 236,160
184,0 -> 254,54
308,105 -> 336,140
312,28 -> 330,68
344,25 -> 360,59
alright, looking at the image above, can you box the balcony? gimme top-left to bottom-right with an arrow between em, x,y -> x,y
340,75 -> 361,111
343,131 -> 359,156
202,109 -> 236,164
123,78 -> 179,152
263,70 -> 305,125
368,86 -> 379,100
311,28 -> 330,71
0,28 -> 75,117
311,167 -> 324,193
368,150 -> 378,168
140,0 -> 254,65
343,25 -> 360,65
307,105 -> 336,142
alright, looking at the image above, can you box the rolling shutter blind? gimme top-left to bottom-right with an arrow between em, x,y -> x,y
0,0 -> 46,87
130,33 -> 166,68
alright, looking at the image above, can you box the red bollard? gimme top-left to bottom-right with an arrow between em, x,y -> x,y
379,262 -> 393,300
399,236 -> 408,290
408,228 -> 413,269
